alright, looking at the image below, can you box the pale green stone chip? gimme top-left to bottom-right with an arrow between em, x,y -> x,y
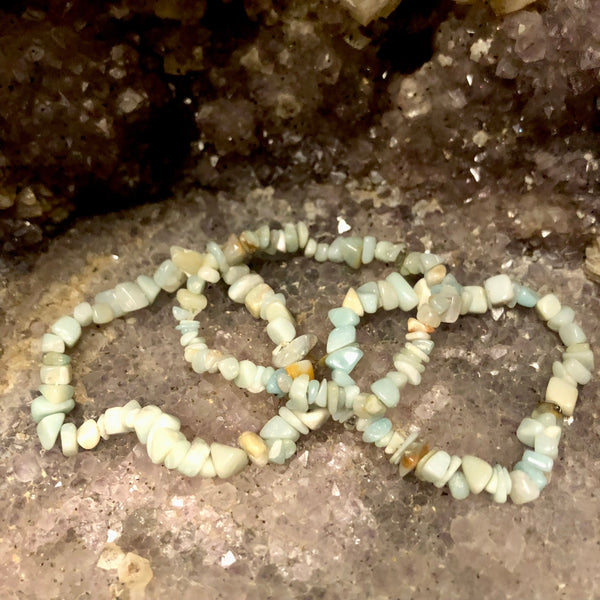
370,377 -> 400,408
210,442 -> 249,478
386,272 -> 418,311
73,302 -> 93,326
31,396 -> 75,423
115,281 -> 150,312
39,383 -> 74,404
177,438 -> 210,477
50,316 -> 82,348
448,471 -> 470,500
37,412 -> 65,450
136,274 -> 162,303
260,416 -> 300,441
60,423 -> 78,457
41,333 -> 65,354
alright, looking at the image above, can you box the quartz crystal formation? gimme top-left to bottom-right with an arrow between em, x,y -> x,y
2,0 -> 598,259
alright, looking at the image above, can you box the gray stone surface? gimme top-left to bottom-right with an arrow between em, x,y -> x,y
1,182 -> 598,599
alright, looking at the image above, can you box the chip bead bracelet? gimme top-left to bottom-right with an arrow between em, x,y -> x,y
33,222 -> 594,504
190,248 -> 593,504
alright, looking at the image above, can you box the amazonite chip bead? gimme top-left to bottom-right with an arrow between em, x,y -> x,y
51,316 -> 82,348
104,407 -> 129,435
148,428 -> 183,464
484,274 -> 514,305
516,417 -> 544,447
547,306 -> 575,332
42,333 -> 65,353
296,222 -> 309,248
260,415 -> 301,441
325,346 -> 363,373
327,237 -> 346,263
164,439 -> 192,470
266,438 -> 296,464
77,419 -> 101,450
361,235 -> 376,264
286,373 -> 309,411
563,343 -> 594,370
39,383 -> 74,404
464,286 -> 487,314
536,294 -> 561,321
199,457 -> 217,478
377,280 -> 400,311
31,396 -> 75,423
563,357 -> 592,385
448,471 -> 470,500
37,412 -> 65,450
40,365 -> 71,385
133,405 -> 163,443
522,449 -> 553,472
328,307 -> 360,327
115,281 -> 150,312
279,406 -> 309,435
136,274 -> 161,303
509,470 -> 540,504
332,369 -> 355,386
266,317 -> 296,345
238,432 -> 269,467
210,443 -> 249,478
356,283 -> 379,313
515,285 -> 539,307
415,450 -> 452,484
95,289 -> 124,318
461,455 -> 493,494
73,302 -> 93,326
60,423 -> 78,457
177,438 -> 211,477
386,272 -> 419,311
153,259 -> 185,293
341,237 -> 363,269
362,418 -> 392,443
327,325 -> 356,353
218,356 -> 240,381
545,376 -> 578,416
43,352 -> 71,366
558,322 -> 587,347
92,302 -> 114,324
370,377 -> 400,408
534,428 -> 560,459
513,461 -> 547,490
229,273 -> 263,303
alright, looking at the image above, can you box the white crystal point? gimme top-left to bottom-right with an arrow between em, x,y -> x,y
210,443 -> 249,478
461,455 -> 493,494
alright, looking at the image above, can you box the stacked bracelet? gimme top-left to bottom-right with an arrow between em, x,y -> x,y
32,222 -> 593,504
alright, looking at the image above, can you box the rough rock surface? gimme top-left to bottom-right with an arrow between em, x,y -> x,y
2,0 -> 598,252
1,184 -> 599,599
1,0 -> 600,598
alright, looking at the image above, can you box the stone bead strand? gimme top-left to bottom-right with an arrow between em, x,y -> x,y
34,222 -> 412,476
33,222 -> 593,502
171,223 -> 422,465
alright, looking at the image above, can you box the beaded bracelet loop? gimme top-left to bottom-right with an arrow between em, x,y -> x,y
33,222 -> 594,504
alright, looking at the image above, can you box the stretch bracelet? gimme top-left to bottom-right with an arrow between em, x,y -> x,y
171,233 -> 593,503
33,223 -> 593,504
